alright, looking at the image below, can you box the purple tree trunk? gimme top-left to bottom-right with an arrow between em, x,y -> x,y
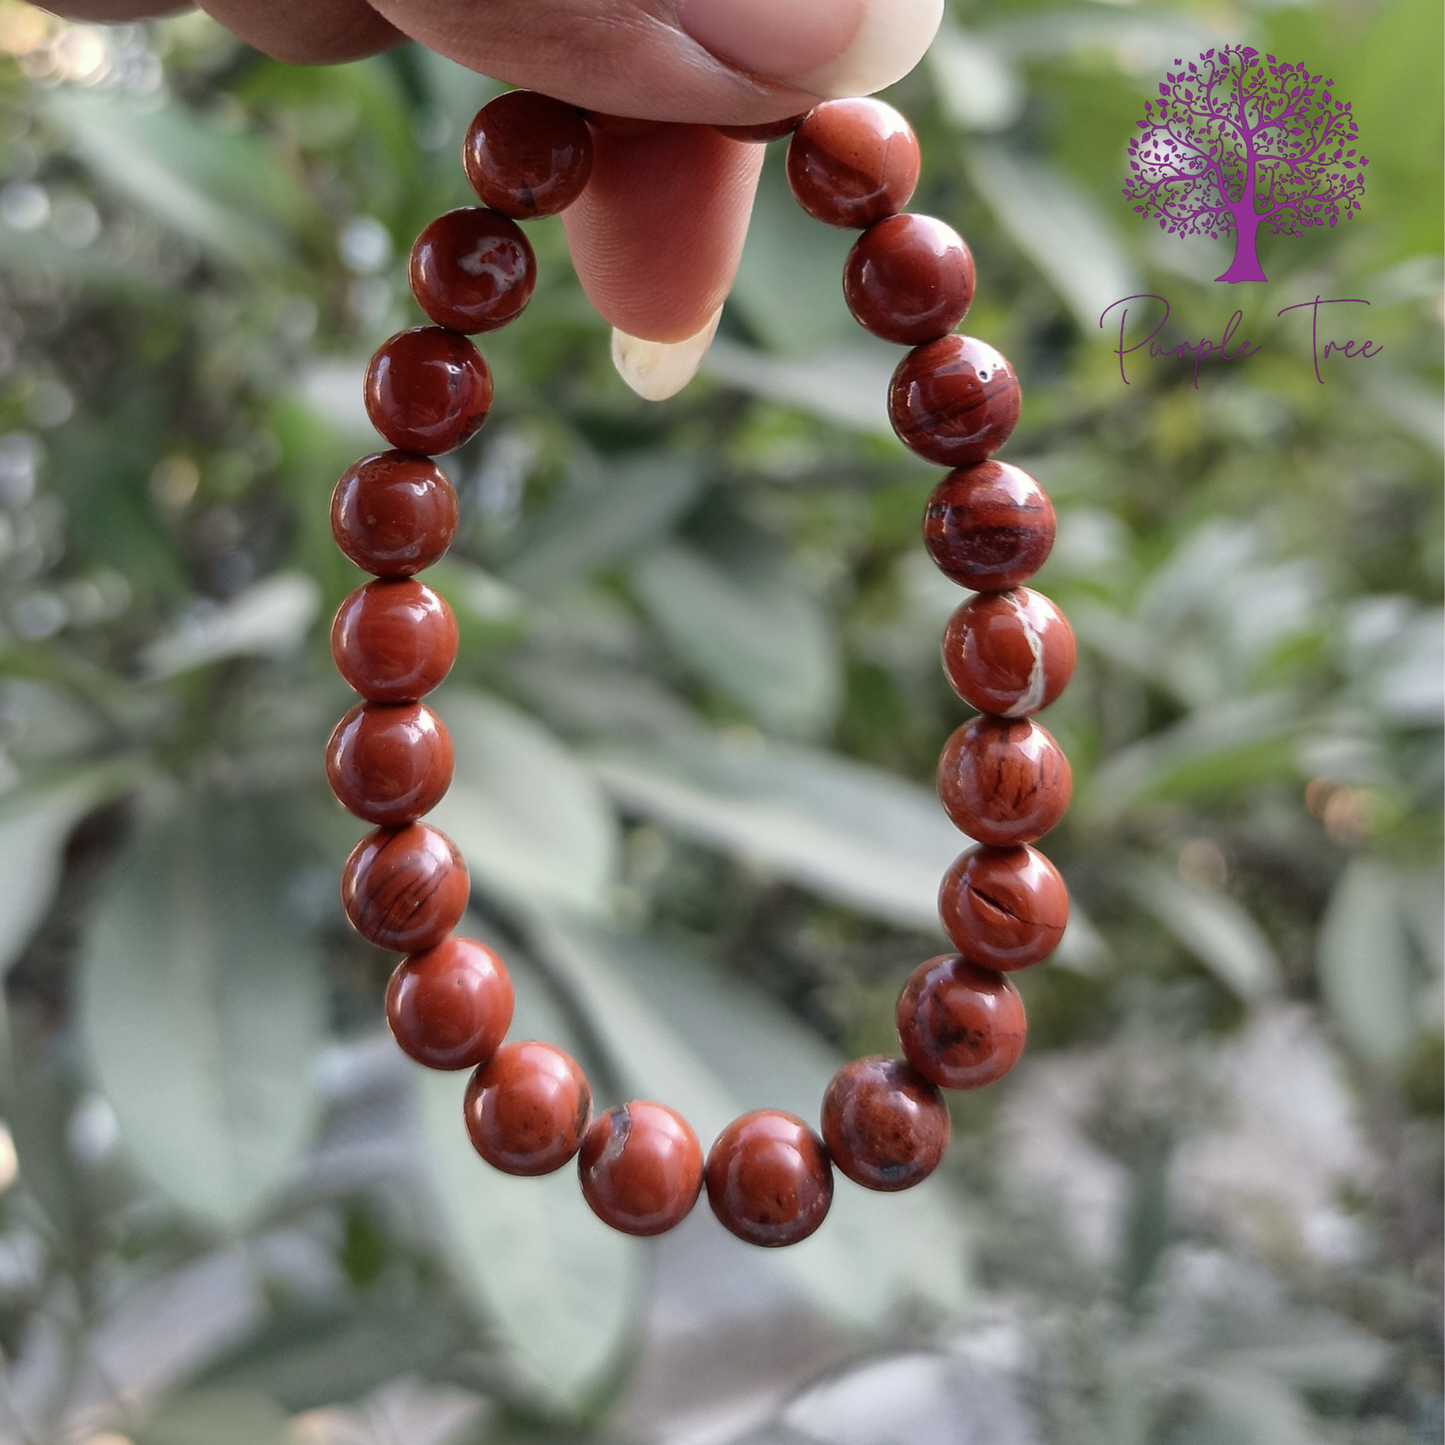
1216,205 -> 1268,283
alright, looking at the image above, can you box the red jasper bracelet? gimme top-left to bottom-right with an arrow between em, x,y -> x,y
326,90 -> 1074,1249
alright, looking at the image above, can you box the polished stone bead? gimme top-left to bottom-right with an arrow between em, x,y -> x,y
939,844 -> 1068,971
786,98 -> 920,229
714,114 -> 806,142
844,214 -> 975,345
705,1109 -> 833,1247
938,717 -> 1072,846
896,954 -> 1026,1090
464,90 -> 593,219
385,936 -> 513,1071
888,335 -> 1020,467
330,451 -> 458,578
364,327 -> 492,457
325,701 -> 453,826
820,1056 -> 950,1192
341,822 -> 468,953
942,587 -> 1076,717
464,1040 -> 592,1175
924,462 -> 1056,591
409,207 -> 536,334
579,1100 -> 703,1236
331,579 -> 458,703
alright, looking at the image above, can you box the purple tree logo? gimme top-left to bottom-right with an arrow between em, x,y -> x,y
1125,46 -> 1367,283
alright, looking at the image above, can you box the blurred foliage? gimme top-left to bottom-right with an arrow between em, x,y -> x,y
0,0 -> 1435,1440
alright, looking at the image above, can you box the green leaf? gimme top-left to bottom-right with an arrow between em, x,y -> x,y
587,729 -> 962,931
140,573 -> 321,679
703,336 -> 896,435
413,930 -> 642,1412
927,18 -> 1024,132
526,918 -> 972,1327
1127,864 -> 1281,1002
428,689 -> 620,917
1317,859 -> 1420,1067
135,1388 -> 292,1445
79,794 -> 326,1227
631,541 -> 841,739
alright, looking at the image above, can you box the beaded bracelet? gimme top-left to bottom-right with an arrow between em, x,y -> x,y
325,90 -> 1074,1249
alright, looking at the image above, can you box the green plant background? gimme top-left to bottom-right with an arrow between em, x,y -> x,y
0,0 -> 1436,1440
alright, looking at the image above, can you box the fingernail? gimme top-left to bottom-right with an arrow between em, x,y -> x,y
611,308 -> 722,401
676,0 -> 942,98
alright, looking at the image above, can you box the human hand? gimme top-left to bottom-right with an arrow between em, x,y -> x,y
36,0 -> 940,385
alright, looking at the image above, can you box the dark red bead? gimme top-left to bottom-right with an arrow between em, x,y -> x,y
330,451 -> 458,578
409,207 -> 536,334
820,1056 -> 950,1192
714,114 -> 806,142
341,822 -> 468,953
705,1109 -> 833,1247
465,1040 -> 592,1175
924,462 -> 1056,591
464,90 -> 593,219
888,335 -> 1020,467
938,717 -> 1072,847
939,844 -> 1069,972
364,327 -> 492,457
844,214 -> 975,345
786,98 -> 919,229
942,588 -> 1075,717
325,701 -> 453,826
331,579 -> 457,703
896,955 -> 1026,1090
386,936 -> 513,1070
579,1101 -> 703,1237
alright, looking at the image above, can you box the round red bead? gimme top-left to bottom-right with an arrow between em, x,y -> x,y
820,1057 -> 950,1192
465,1040 -> 592,1175
331,579 -> 457,703
385,936 -> 513,1071
938,717 -> 1072,846
463,90 -> 593,219
364,327 -> 492,457
786,98 -> 920,229
942,588 -> 1075,717
409,207 -> 536,334
888,335 -> 1020,467
896,955 -> 1026,1090
844,214 -> 975,345
714,114 -> 806,142
939,844 -> 1069,972
705,1109 -> 833,1247
325,701 -> 453,826
341,822 -> 468,953
330,451 -> 458,578
924,462 -> 1056,591
578,1100 -> 703,1237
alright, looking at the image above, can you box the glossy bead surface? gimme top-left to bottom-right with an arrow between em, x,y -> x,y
325,701 -> 453,826
386,936 -> 513,1070
938,717 -> 1072,846
341,822 -> 468,953
714,114 -> 806,142
364,327 -> 492,456
939,844 -> 1069,972
820,1056 -> 950,1192
786,98 -> 919,229
330,451 -> 458,578
924,462 -> 1056,592
331,580 -> 458,703
464,90 -> 593,219
844,214 -> 975,345
705,1109 -> 833,1247
579,1101 -> 703,1236
942,588 -> 1076,717
409,207 -> 536,334
896,955 -> 1026,1090
888,335 -> 1020,467
465,1040 -> 592,1175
